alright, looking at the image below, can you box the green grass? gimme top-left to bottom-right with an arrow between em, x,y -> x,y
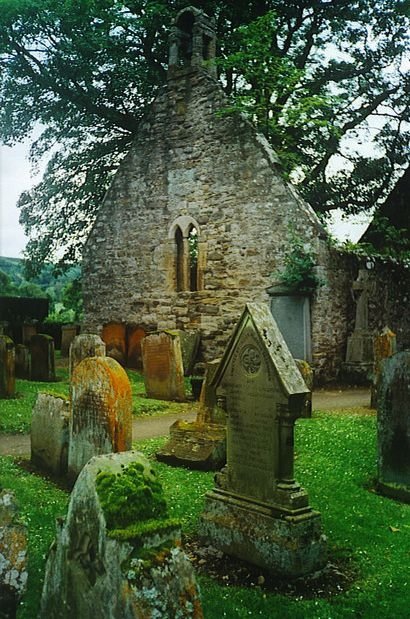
0,366 -> 194,433
1,408 -> 409,617
0,367 -> 69,433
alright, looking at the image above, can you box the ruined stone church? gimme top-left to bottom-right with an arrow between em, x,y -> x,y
82,7 -> 410,383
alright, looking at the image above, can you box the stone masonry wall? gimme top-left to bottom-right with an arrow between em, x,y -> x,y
82,68 -> 324,363
82,66 -> 410,384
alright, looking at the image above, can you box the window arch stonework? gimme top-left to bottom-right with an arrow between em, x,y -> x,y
168,216 -> 205,292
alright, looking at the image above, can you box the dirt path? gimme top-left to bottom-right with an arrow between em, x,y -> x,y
0,388 -> 371,457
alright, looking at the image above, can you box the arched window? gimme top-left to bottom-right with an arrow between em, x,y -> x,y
188,225 -> 198,292
168,216 -> 203,293
175,226 -> 184,292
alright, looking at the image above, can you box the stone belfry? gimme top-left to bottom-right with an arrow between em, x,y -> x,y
168,6 -> 217,77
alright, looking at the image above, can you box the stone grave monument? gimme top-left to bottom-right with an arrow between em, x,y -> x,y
377,351 -> 410,503
60,324 -> 80,357
199,303 -> 327,576
101,322 -> 126,365
69,333 -> 106,380
0,335 -> 15,398
126,324 -> 146,370
371,326 -> 396,408
31,393 -> 71,477
156,358 -> 226,470
342,268 -> 375,384
68,356 -> 132,483
30,334 -> 56,382
15,344 -> 30,379
0,489 -> 28,619
40,451 -> 203,619
141,330 -> 185,401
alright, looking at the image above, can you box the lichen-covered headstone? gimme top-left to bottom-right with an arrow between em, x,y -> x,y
69,333 -> 106,381
0,336 -> 15,398
30,334 -> 56,382
157,358 -> 226,470
60,324 -> 79,357
142,331 -> 185,401
31,394 -> 70,477
40,452 -> 203,619
371,326 -> 396,408
199,303 -> 326,576
15,344 -> 30,380
377,351 -> 410,503
0,490 -> 28,618
101,322 -> 127,366
68,356 -> 132,482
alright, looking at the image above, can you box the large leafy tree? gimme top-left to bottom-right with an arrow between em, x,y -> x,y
0,0 -> 409,271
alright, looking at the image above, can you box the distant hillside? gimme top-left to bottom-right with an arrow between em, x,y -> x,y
0,256 -> 80,301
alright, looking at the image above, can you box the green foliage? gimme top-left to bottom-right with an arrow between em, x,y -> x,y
0,1 -> 408,270
278,233 -> 324,293
95,460 -> 168,530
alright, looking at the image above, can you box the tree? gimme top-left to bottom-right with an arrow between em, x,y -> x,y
0,1 -> 409,271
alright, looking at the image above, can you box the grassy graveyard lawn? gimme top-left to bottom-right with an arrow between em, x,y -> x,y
0,365 -> 194,434
0,409 -> 409,618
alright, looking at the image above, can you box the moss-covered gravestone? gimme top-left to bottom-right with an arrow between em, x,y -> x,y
30,334 -> 56,382
199,303 -> 327,577
40,452 -> 203,619
141,331 -> 185,401
377,351 -> 410,503
0,336 -> 15,398
68,356 -> 132,483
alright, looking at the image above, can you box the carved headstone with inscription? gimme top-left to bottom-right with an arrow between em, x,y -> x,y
68,356 -> 132,482
142,331 -> 185,401
377,351 -> 410,503
199,303 -> 326,576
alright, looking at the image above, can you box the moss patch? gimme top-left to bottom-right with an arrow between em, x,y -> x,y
95,460 -> 168,530
108,517 -> 180,543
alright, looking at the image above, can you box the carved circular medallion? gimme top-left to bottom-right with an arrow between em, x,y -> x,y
240,345 -> 261,375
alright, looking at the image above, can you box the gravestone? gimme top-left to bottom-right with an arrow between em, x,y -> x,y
269,292 -> 311,361
15,344 -> 30,379
68,356 -> 132,482
343,269 -> 375,384
156,359 -> 226,470
295,359 -> 313,418
22,323 -> 36,347
178,330 -> 201,376
377,351 -> 410,503
371,326 -> 396,408
142,331 -> 185,401
0,489 -> 28,619
101,322 -> 126,366
69,333 -> 106,380
199,303 -> 326,576
31,394 -> 70,477
0,336 -> 15,398
60,324 -> 79,357
40,452 -> 203,619
30,334 -> 56,382
126,324 -> 145,370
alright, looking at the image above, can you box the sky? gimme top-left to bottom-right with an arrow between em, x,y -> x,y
0,139 -> 372,260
